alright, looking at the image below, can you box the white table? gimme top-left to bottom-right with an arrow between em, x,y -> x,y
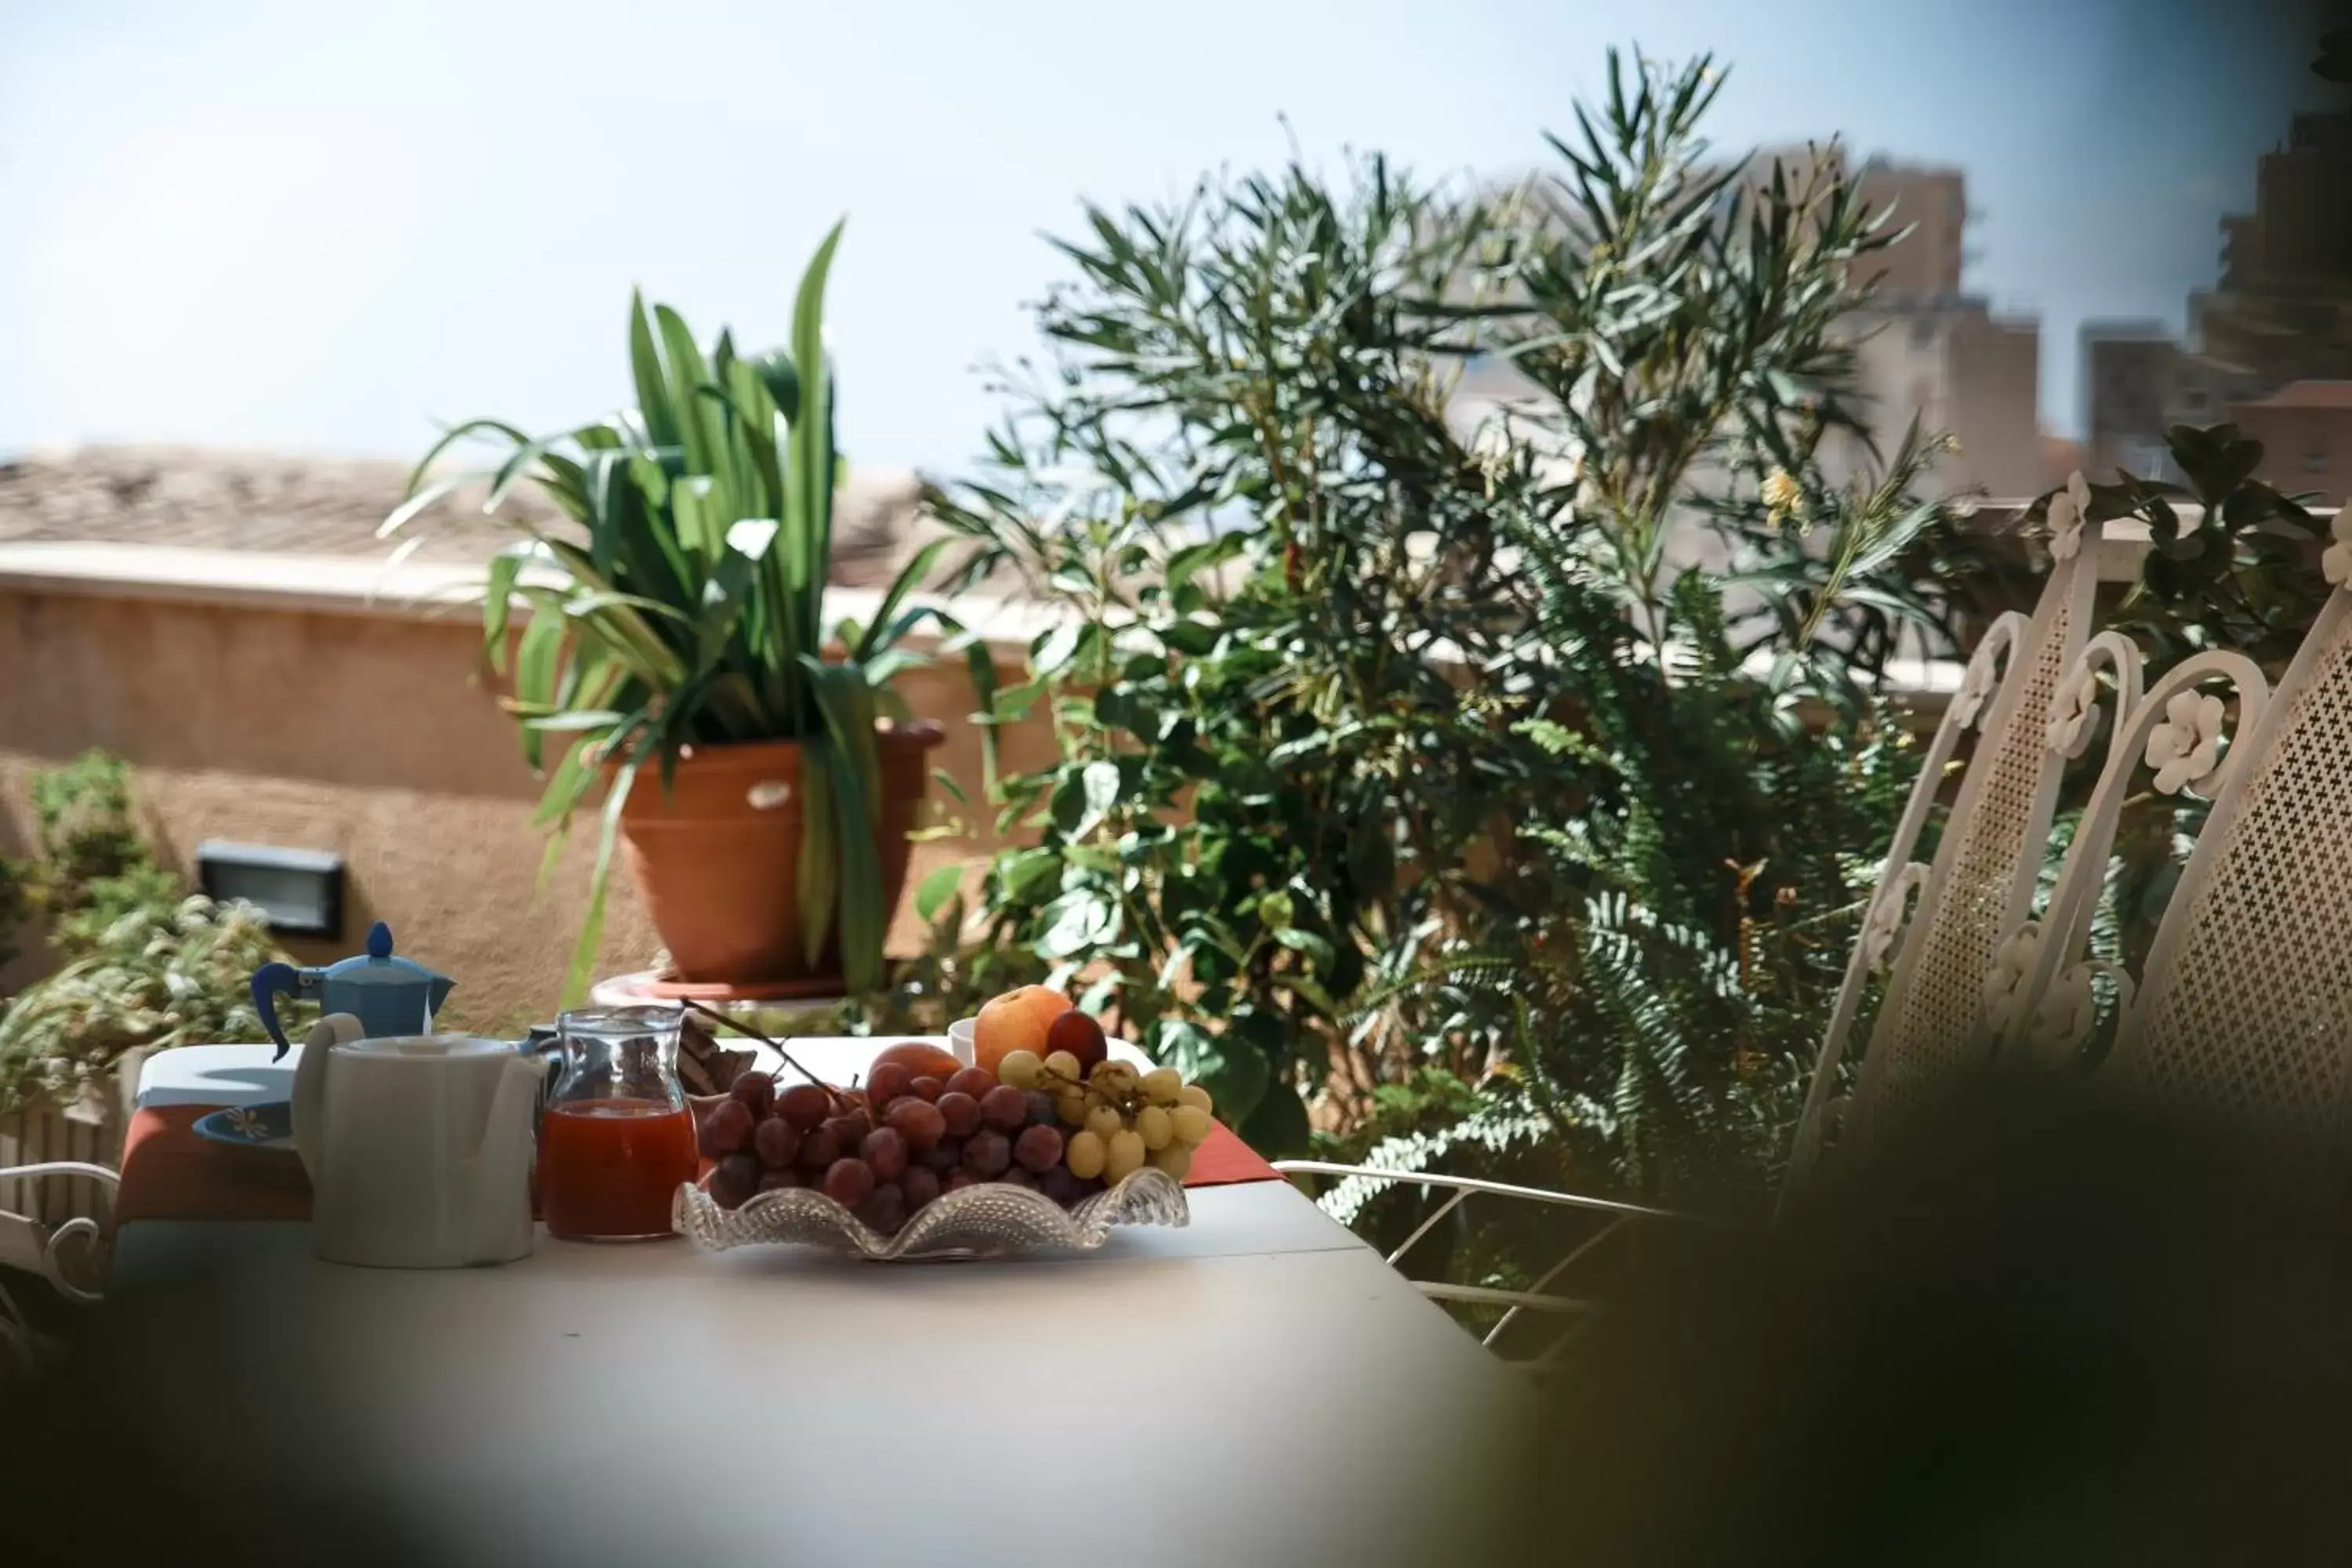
114,1042 -> 1531,1566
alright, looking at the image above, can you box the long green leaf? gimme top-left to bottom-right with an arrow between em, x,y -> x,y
802,656 -> 886,992
566,590 -> 695,623
533,737 -> 599,831
627,292 -> 678,452
379,471 -> 474,540
787,220 -> 846,642
512,609 -> 568,771
796,739 -> 838,967
852,537 -> 953,662
397,416 -> 531,506
481,545 -> 532,672
655,303 -> 717,479
671,475 -> 718,564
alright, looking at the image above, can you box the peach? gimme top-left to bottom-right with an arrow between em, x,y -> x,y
972,985 -> 1073,1076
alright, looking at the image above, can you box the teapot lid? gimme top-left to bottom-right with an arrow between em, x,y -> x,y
332,1033 -> 515,1059
321,922 -> 451,989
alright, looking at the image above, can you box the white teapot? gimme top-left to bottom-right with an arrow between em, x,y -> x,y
292,1012 -> 546,1269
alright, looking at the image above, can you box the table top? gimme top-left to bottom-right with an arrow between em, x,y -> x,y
132,1034 -> 1160,1109
114,1039 -> 1529,1566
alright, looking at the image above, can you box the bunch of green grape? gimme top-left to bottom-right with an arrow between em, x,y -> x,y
996,1050 -> 1218,1185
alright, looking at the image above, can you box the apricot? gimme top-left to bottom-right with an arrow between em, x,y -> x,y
972,985 -> 1073,1076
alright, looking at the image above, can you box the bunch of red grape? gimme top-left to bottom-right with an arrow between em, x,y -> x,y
695,1061 -> 1109,1233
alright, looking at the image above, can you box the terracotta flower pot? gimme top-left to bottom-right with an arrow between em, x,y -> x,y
616,720 -> 945,989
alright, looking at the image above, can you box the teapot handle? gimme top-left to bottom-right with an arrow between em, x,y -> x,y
252,963 -> 318,1061
291,1012 -> 367,1189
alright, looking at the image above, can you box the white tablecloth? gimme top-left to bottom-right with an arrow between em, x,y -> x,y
115,1036 -> 1528,1565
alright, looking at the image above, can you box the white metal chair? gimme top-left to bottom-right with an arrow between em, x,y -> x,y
1,1161 -> 121,1377
2005,515 -> 2352,1170
1789,480 -> 2111,1178
1269,1160 -> 1683,1367
1279,481 -> 2122,1359
0,1050 -> 143,1375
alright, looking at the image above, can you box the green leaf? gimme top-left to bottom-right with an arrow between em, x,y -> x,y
797,743 -> 838,968
1272,927 -> 1336,972
378,471 -> 477,540
854,536 -> 954,662
1163,530 -> 1246,593
1160,1021 -> 1272,1125
1032,618 -> 1086,677
751,349 -> 800,418
481,546 -> 532,672
627,292 -> 679,452
521,710 -> 626,733
803,656 -> 887,993
1239,1083 -> 1311,1158
511,611 -> 568,771
913,863 -> 964,925
395,416 -> 531,514
654,303 -> 717,477
532,739 -> 598,831
1036,889 -> 1116,959
996,846 -> 1062,902
786,220 -> 847,637
1073,760 -> 1121,839
1160,621 -> 1218,657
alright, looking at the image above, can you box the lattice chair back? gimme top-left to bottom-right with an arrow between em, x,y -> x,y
1786,477 -> 2110,1185
2066,536 -> 2352,1173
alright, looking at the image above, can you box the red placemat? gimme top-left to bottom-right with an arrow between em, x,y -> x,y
114,1105 -> 313,1225
114,1104 -> 1280,1225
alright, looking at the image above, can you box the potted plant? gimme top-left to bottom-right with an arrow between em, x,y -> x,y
392,223 -> 975,1004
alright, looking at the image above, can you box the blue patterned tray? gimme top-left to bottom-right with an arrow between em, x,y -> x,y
191,1101 -> 296,1152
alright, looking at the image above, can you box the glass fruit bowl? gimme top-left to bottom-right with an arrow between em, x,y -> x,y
672,1166 -> 1189,1261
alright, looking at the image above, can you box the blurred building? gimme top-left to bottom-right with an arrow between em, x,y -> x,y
2080,321 -> 2180,477
1852,162 -> 1966,297
2082,108 -> 2352,500
2225,379 -> 2352,503
1824,157 -> 2051,498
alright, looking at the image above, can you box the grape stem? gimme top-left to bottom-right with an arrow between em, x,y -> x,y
1036,1065 -> 1147,1120
678,999 -> 854,1112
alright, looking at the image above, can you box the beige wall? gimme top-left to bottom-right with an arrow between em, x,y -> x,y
0,577 -> 1048,1033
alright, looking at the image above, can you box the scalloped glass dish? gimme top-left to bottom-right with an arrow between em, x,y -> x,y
672,1167 -> 1190,1261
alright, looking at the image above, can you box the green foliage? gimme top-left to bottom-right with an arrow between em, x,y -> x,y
394,225 -> 994,1003
23,751 -> 185,958
0,753 -> 282,1113
2317,28 -> 2350,85
2045,422 -> 2334,670
0,860 -> 26,975
932,47 -> 1960,1193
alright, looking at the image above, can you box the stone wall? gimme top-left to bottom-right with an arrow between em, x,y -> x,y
0,546 -> 1054,1032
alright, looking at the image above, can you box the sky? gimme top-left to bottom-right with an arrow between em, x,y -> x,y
0,0 -> 2337,480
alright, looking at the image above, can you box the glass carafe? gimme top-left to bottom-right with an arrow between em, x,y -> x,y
537,1005 -> 699,1242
